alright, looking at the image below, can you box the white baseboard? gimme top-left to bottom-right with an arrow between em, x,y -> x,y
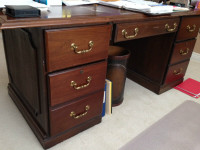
191,52 -> 200,62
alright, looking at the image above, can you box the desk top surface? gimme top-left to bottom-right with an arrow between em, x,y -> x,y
1,5 -> 200,29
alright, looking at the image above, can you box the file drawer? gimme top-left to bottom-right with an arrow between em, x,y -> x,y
45,25 -> 111,72
170,39 -> 196,64
176,16 -> 200,41
48,61 -> 107,106
164,61 -> 189,85
114,18 -> 179,42
50,91 -> 103,136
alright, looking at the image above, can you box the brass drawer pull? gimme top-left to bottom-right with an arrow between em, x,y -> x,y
122,28 -> 139,39
71,76 -> 92,90
165,23 -> 177,32
71,41 -> 94,54
187,24 -> 196,32
180,48 -> 189,55
70,105 -> 90,119
173,68 -> 183,75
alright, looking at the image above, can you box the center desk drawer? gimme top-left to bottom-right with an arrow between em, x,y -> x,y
48,61 -> 107,106
50,91 -> 103,136
45,25 -> 111,72
114,18 -> 179,42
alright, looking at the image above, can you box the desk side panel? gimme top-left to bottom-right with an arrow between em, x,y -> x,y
2,28 -> 49,135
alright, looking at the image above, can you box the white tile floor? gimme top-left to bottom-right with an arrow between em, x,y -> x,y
0,32 -> 200,150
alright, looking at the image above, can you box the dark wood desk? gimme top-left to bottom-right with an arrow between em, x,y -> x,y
1,5 -> 200,148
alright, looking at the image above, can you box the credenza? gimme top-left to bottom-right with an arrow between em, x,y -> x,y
0,5 -> 200,148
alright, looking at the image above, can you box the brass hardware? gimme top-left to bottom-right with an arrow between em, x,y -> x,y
173,68 -> 183,75
180,48 -> 189,55
71,76 -> 92,90
165,23 -> 177,32
70,105 -> 90,119
187,24 -> 196,32
71,41 -> 94,54
122,28 -> 139,39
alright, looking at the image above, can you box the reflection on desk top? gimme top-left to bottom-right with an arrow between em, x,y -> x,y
0,5 -> 200,29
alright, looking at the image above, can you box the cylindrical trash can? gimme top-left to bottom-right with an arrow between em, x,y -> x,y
106,46 -> 130,106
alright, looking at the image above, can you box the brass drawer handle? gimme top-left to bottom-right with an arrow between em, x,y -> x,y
187,24 -> 196,32
71,76 -> 92,90
70,105 -> 90,119
180,48 -> 189,55
71,41 -> 94,54
173,68 -> 183,75
122,28 -> 139,39
165,23 -> 177,32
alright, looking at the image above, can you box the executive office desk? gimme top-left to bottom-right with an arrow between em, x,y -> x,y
0,5 -> 200,148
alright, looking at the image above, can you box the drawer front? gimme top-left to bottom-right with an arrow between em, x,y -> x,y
176,16 -> 200,41
115,18 -> 179,42
50,91 -> 103,136
164,61 -> 189,85
45,25 -> 111,72
49,61 -> 107,106
170,39 -> 196,64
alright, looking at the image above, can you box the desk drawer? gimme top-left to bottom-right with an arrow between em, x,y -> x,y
176,16 -> 200,41
45,25 -> 111,72
50,91 -> 103,136
114,18 -> 179,42
170,39 -> 196,64
164,61 -> 189,85
48,61 -> 107,106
